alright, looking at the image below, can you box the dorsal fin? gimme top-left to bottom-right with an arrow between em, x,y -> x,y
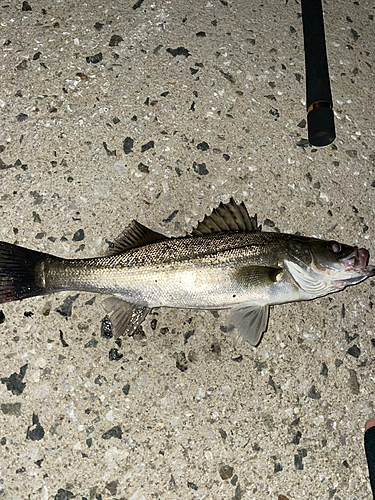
107,220 -> 168,255
192,198 -> 261,236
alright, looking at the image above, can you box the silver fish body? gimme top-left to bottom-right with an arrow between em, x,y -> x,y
0,199 -> 373,345
38,231 -> 298,308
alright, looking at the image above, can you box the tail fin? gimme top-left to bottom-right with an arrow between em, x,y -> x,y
0,241 -> 49,303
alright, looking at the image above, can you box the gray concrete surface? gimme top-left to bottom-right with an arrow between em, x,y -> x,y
0,0 -> 374,499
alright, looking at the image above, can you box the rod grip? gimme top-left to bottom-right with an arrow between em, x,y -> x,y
301,0 -> 335,146
364,426 -> 375,498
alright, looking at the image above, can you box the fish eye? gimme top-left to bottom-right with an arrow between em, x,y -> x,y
328,241 -> 342,254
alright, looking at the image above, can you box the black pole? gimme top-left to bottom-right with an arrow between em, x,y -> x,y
365,426 -> 375,499
301,0 -> 336,147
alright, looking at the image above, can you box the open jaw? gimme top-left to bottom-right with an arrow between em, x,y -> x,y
338,248 -> 375,286
342,248 -> 370,272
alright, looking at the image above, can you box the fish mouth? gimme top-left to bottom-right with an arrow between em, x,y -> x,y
340,248 -> 375,285
341,247 -> 369,272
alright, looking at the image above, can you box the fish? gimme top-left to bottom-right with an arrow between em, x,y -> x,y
0,199 -> 374,346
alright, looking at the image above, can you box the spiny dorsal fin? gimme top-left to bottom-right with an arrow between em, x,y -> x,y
192,198 -> 261,236
107,220 -> 168,255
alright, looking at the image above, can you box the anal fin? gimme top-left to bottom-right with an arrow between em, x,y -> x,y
228,303 -> 270,346
101,296 -> 151,339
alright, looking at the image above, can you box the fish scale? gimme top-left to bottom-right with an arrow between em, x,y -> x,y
0,198 -> 373,346
38,231 -> 291,308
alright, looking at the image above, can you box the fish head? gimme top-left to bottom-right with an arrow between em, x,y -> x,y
284,237 -> 375,296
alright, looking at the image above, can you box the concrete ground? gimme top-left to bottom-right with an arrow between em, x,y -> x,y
0,0 -> 374,499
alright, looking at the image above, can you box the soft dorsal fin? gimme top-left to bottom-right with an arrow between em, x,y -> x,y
192,198 -> 261,236
107,220 -> 168,255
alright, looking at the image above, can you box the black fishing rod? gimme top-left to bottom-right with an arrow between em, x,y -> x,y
365,422 -> 375,499
301,0 -> 336,146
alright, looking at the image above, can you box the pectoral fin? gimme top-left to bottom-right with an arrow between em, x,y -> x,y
101,296 -> 151,339
232,265 -> 281,288
228,303 -> 270,346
